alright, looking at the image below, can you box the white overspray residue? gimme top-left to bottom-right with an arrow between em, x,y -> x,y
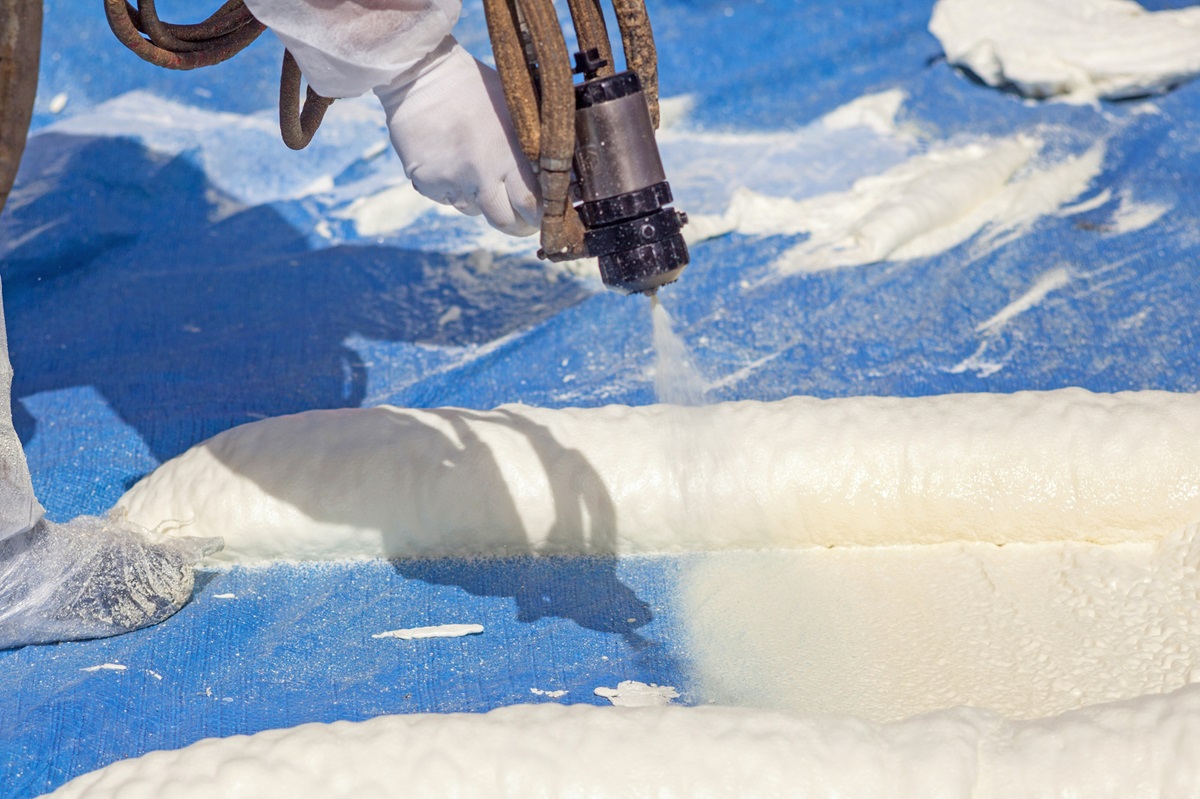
975,267 -> 1070,336
950,346 -> 1006,379
437,306 -> 463,328
1107,190 -> 1171,234
371,623 -> 483,640
705,350 -> 783,394
951,267 -> 1071,377
663,90 -> 918,228
310,87 -> 1104,273
836,138 -> 1037,264
694,136 -> 1105,273
81,663 -> 127,673
1058,188 -> 1113,217
959,142 -> 1106,254
931,0 -> 1200,102
650,296 -> 706,405
818,88 -> 911,137
594,680 -> 680,707
297,175 -> 335,196
530,688 -> 568,698
336,182 -> 438,237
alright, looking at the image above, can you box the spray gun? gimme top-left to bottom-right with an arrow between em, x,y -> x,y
482,0 -> 689,295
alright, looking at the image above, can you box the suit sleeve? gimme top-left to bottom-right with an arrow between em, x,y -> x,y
242,0 -> 463,98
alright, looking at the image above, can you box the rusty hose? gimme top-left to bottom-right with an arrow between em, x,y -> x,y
0,0 -> 41,216
482,0 -> 541,164
516,0 -> 588,259
565,0 -> 614,78
279,49 -> 335,150
610,0 -> 659,127
103,0 -> 265,70
105,0 -> 334,150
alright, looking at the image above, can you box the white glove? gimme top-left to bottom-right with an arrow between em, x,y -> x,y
244,0 -> 541,236
374,38 -> 541,237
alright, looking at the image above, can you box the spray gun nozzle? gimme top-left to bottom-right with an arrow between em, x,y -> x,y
572,70 -> 690,295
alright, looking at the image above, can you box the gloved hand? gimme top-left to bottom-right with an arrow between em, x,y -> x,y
375,38 -> 541,237
243,0 -> 542,237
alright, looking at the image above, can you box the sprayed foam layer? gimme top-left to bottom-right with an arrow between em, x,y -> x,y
46,687 -> 1200,797
930,0 -> 1200,102
119,389 -> 1200,563
684,526 -> 1200,722
691,135 -> 1105,272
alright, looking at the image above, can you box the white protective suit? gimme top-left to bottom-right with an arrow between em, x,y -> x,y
244,0 -> 541,235
0,294 -> 42,542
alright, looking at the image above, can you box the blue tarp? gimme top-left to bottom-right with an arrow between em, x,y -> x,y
3,0 -> 1200,795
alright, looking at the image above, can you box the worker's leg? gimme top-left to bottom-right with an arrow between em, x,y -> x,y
0,287 -> 42,541
0,283 -> 220,650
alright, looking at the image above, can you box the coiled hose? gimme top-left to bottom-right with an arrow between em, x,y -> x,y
103,0 -> 333,149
